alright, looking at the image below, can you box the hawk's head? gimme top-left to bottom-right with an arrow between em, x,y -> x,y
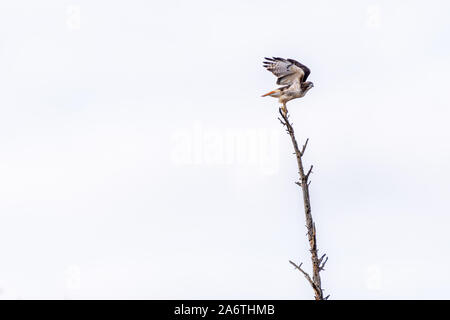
302,81 -> 314,91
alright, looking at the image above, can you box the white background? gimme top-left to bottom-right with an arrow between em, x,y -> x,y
0,0 -> 449,299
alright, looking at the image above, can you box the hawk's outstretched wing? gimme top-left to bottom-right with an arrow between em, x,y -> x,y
263,57 -> 310,85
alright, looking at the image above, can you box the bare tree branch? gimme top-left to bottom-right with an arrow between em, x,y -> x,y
289,261 -> 315,288
278,106 -> 328,300
300,138 -> 309,156
306,165 -> 313,181
318,254 -> 328,271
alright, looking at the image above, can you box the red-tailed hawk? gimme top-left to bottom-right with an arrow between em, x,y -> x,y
262,57 -> 314,113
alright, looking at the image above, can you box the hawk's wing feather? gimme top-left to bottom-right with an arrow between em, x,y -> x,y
263,57 -> 310,85
287,58 -> 310,82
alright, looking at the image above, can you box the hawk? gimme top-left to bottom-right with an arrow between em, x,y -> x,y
262,57 -> 314,113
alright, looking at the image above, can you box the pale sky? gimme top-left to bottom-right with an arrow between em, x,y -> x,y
0,0 -> 450,299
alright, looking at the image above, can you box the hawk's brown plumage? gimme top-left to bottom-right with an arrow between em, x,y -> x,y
262,57 -> 314,113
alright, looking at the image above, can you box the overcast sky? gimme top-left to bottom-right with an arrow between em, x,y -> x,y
0,0 -> 450,299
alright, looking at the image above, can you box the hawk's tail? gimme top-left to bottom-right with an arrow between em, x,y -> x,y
261,89 -> 280,97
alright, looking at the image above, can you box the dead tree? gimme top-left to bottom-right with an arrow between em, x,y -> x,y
278,107 -> 328,300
